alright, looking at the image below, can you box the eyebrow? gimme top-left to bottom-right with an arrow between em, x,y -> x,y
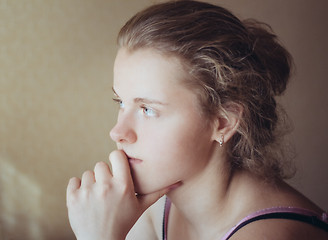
134,97 -> 168,106
112,87 -> 119,97
112,87 -> 168,106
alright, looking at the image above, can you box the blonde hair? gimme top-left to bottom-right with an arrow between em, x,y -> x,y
118,0 -> 295,181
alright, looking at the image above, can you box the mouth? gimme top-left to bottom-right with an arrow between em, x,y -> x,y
128,157 -> 143,164
124,152 -> 143,164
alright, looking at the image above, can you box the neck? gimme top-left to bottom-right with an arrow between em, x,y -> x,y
166,150 -> 237,239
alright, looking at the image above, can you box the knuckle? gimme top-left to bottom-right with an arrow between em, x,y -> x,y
109,150 -> 125,162
116,180 -> 131,196
95,161 -> 106,166
82,170 -> 94,178
99,179 -> 129,197
94,161 -> 107,171
80,187 -> 92,199
68,177 -> 79,186
109,150 -> 117,159
98,183 -> 112,197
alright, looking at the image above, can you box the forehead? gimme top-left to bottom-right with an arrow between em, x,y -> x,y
113,47 -> 188,92
113,48 -> 204,110
114,47 -> 186,76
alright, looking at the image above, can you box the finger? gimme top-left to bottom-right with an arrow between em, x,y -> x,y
94,161 -> 112,183
67,177 -> 81,194
108,150 -> 133,183
138,182 -> 182,211
80,170 -> 95,188
66,177 -> 81,205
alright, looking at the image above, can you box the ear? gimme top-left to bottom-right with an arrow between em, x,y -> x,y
211,102 -> 243,145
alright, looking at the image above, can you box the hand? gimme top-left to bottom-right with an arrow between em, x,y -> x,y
66,150 -> 170,240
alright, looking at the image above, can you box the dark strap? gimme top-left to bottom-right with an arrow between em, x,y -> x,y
162,198 -> 171,240
222,207 -> 328,240
162,199 -> 328,240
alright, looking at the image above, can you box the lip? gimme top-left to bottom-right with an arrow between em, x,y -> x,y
124,152 -> 143,164
128,158 -> 143,164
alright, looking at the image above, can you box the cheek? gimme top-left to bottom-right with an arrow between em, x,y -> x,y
136,124 -> 184,164
148,123 -> 212,164
136,112 -> 213,161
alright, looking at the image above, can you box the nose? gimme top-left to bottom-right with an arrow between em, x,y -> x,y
110,112 -> 137,144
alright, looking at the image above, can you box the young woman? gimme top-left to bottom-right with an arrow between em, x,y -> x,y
66,1 -> 328,239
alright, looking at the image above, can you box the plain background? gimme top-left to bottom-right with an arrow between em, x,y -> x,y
1,0 -> 327,239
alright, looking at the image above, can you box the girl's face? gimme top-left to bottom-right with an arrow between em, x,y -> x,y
110,48 -> 217,195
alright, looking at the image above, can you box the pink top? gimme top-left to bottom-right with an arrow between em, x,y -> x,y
162,198 -> 328,240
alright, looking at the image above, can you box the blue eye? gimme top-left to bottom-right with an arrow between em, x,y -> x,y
113,98 -> 124,108
142,106 -> 156,117
119,101 -> 124,108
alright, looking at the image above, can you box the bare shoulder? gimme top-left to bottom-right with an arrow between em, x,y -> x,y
228,178 -> 328,239
126,196 -> 166,240
230,218 -> 328,240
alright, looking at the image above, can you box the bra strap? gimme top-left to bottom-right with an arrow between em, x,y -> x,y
222,207 -> 328,240
162,198 -> 172,240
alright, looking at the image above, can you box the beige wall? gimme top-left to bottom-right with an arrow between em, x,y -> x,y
1,0 -> 327,239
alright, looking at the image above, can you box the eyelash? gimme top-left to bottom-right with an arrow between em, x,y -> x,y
112,98 -> 158,117
141,105 -> 157,117
112,98 -> 124,108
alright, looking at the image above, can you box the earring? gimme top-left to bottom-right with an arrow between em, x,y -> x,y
219,134 -> 224,147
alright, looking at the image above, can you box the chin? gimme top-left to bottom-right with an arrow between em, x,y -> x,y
134,186 -> 151,196
134,184 -> 161,196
